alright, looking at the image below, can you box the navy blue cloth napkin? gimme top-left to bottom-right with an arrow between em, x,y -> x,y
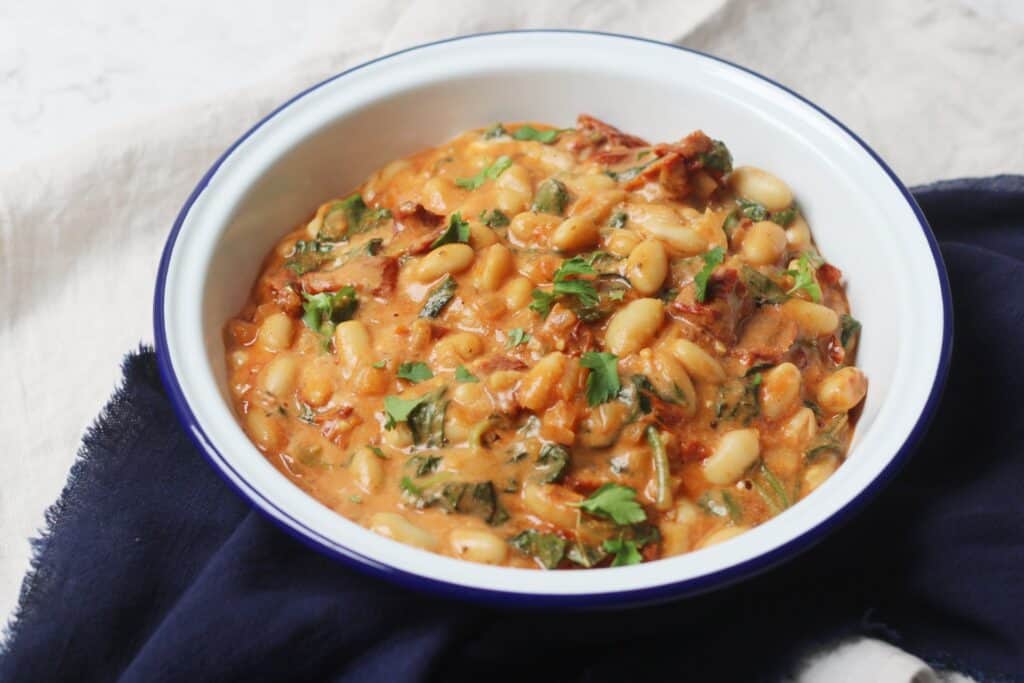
3,177 -> 1023,682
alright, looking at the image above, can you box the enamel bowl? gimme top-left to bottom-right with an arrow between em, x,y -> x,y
154,31 -> 952,607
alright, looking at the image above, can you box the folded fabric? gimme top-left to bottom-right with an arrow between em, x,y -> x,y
2,177 -> 1021,682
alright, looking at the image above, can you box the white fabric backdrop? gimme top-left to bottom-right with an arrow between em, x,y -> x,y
1,2 -> 1021,677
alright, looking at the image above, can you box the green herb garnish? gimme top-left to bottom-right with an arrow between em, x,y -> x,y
430,211 -> 471,248
602,536 -> 643,566
455,155 -> 513,190
300,286 -> 358,344
580,352 -> 620,406
694,246 -> 726,303
479,209 -> 510,228
840,314 -> 861,350
736,198 -> 768,222
419,275 -> 457,319
740,266 -> 789,305
506,327 -> 531,348
509,530 -> 566,569
574,483 -> 646,525
785,253 -> 822,302
698,139 -> 733,174
607,211 -> 628,229
534,443 -> 569,484
397,361 -> 433,383
532,178 -> 570,215
455,365 -> 479,383
513,125 -> 563,144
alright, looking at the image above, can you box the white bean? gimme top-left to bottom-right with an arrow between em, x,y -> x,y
604,298 -> 664,355
729,166 -> 793,211
760,362 -> 801,420
551,214 -> 600,252
669,339 -> 726,383
257,312 -> 294,351
369,512 -> 438,550
415,243 -> 475,282
449,529 -> 508,564
742,221 -> 787,266
780,299 -> 839,336
704,428 -> 761,485
350,447 -> 384,494
626,239 -> 669,295
817,367 -> 868,413
696,525 -> 749,549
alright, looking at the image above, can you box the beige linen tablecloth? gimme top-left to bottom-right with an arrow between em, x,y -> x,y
1,2 -> 1020,678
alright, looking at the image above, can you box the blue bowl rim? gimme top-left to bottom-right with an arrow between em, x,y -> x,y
153,29 -> 954,609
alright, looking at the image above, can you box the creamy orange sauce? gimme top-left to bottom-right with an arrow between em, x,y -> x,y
224,116 -> 866,569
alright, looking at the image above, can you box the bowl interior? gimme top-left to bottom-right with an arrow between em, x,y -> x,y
160,32 -> 947,603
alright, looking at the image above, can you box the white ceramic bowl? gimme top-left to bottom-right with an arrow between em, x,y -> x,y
154,31 -> 952,607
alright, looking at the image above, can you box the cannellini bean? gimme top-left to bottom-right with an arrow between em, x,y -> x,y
652,350 -> 697,417
704,428 -> 761,485
604,228 -> 642,257
496,163 -> 532,194
782,406 -> 818,447
432,332 -> 485,367
494,187 -> 531,215
521,483 -> 581,529
802,455 -> 840,495
659,499 -> 700,556
668,339 -> 726,383
780,299 -> 839,336
415,243 -> 475,282
228,349 -> 249,370
350,447 -> 384,494
299,364 -> 334,407
420,176 -> 458,215
628,203 -> 707,254
604,298 -> 664,356
817,367 -> 868,413
551,214 -> 600,253
246,411 -> 282,451
468,223 -> 499,249
257,312 -> 294,351
449,529 -> 508,564
760,362 -> 801,420
452,381 -> 487,408
383,423 -> 413,448
509,212 -> 559,243
503,276 -> 534,309
729,166 -> 793,211
626,239 -> 669,295
577,401 -> 631,448
517,352 -> 567,412
474,243 -> 514,292
259,354 -> 298,397
742,221 -> 787,266
369,512 -> 438,550
786,215 -> 812,251
696,525 -> 749,549
567,172 -> 618,193
333,320 -> 372,371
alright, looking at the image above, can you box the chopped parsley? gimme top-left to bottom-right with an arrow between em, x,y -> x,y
698,139 -> 733,174
603,536 -> 643,566
532,178 -> 570,215
529,254 -> 601,318
372,360 -> 387,369
736,198 -> 769,222
430,212 -> 470,248
284,239 -> 334,275
512,125 -> 564,144
506,327 -> 531,348
785,253 -> 822,302
769,206 -> 798,227
574,483 -> 647,525
840,314 -> 861,349
483,123 -> 509,139
383,394 -> 429,429
397,361 -> 433,383
455,155 -> 513,190
454,365 -> 479,383
300,286 -> 358,343
694,246 -> 726,303
318,193 -> 391,241
580,352 -> 620,406
479,209 -> 510,228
